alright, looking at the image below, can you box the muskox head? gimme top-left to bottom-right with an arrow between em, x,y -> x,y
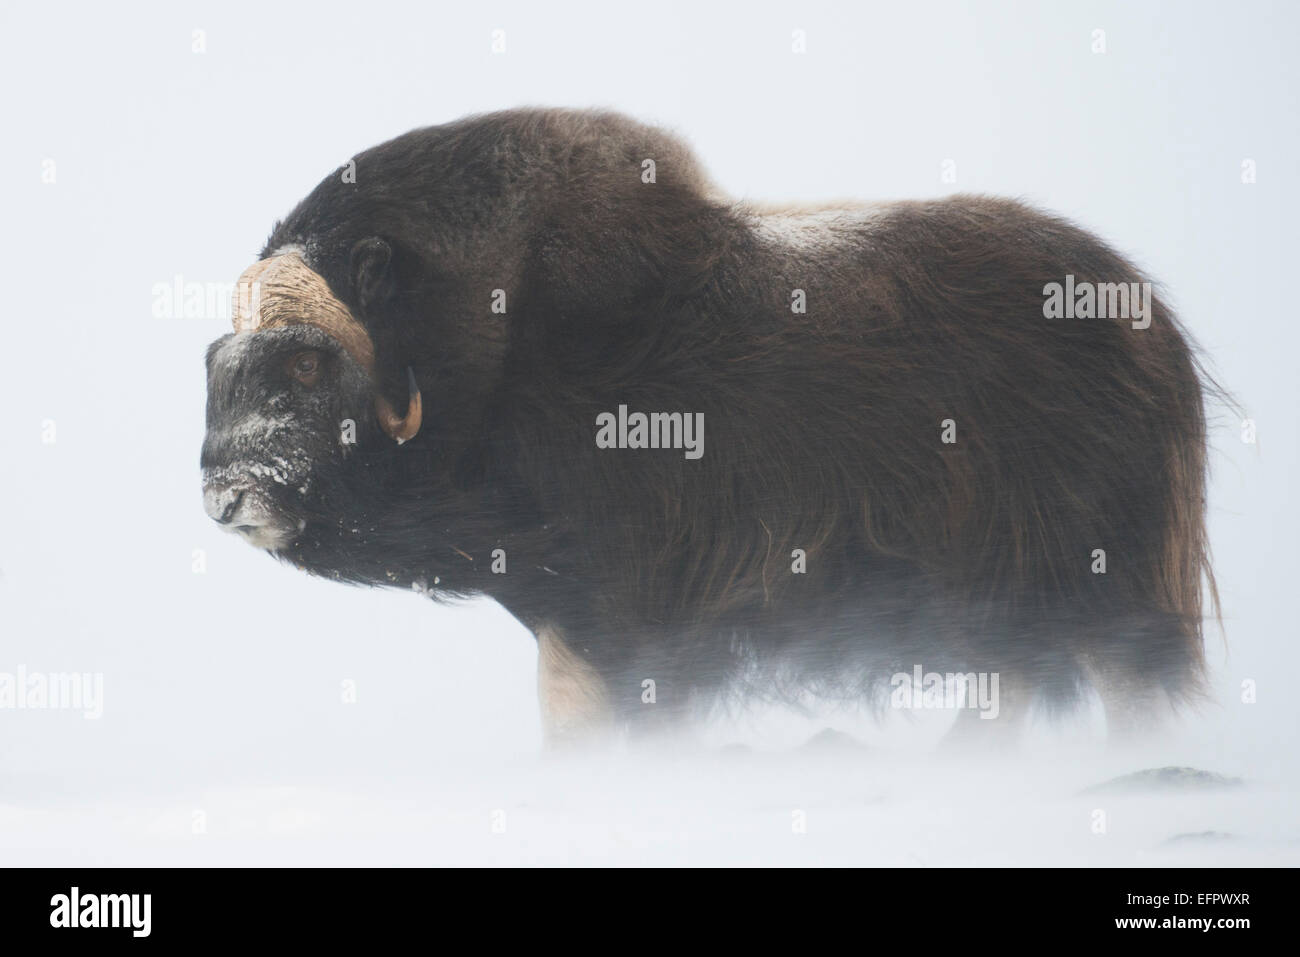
199,109 -> 709,567
200,248 -> 420,551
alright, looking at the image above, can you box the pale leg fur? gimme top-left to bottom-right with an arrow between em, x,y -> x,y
536,627 -> 614,747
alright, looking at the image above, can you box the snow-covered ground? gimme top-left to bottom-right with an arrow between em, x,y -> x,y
2,726 -> 1296,867
0,587 -> 1295,868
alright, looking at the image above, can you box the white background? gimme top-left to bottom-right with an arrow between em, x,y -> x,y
1,0 -> 1296,865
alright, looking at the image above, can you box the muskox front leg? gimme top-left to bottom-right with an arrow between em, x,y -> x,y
535,627 -> 615,747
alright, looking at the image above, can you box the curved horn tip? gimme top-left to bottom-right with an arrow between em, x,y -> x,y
376,367 -> 423,444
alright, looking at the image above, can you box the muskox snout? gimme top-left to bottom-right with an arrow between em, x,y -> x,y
204,484 -> 245,525
202,476 -> 303,550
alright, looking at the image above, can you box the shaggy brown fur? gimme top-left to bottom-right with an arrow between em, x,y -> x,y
202,108 -> 1221,741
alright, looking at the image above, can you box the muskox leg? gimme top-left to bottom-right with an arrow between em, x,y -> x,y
1086,608 -> 1204,742
937,673 -> 1028,752
535,626 -> 615,747
1096,676 -> 1150,742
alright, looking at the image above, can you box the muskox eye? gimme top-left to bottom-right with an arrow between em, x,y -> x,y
287,350 -> 323,386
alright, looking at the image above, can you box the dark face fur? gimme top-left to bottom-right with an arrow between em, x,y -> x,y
201,324 -> 379,551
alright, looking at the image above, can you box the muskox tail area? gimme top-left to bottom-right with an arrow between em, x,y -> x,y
1048,288 -> 1222,719
841,198 -> 1228,723
720,266 -> 1225,727
1158,372 -> 1219,695
1127,318 -> 1220,710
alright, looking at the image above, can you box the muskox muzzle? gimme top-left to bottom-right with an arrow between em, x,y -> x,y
202,477 -> 303,551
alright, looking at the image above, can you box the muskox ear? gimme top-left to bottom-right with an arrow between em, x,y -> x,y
349,237 -> 396,314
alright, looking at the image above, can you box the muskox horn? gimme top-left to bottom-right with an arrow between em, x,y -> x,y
375,366 -> 423,444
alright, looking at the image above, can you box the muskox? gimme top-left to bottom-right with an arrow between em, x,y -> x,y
201,108 -> 1218,746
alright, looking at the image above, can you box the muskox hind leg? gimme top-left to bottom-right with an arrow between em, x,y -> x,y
937,672 -> 1029,752
929,606 -> 1093,752
1085,607 -> 1206,742
535,627 -> 615,747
